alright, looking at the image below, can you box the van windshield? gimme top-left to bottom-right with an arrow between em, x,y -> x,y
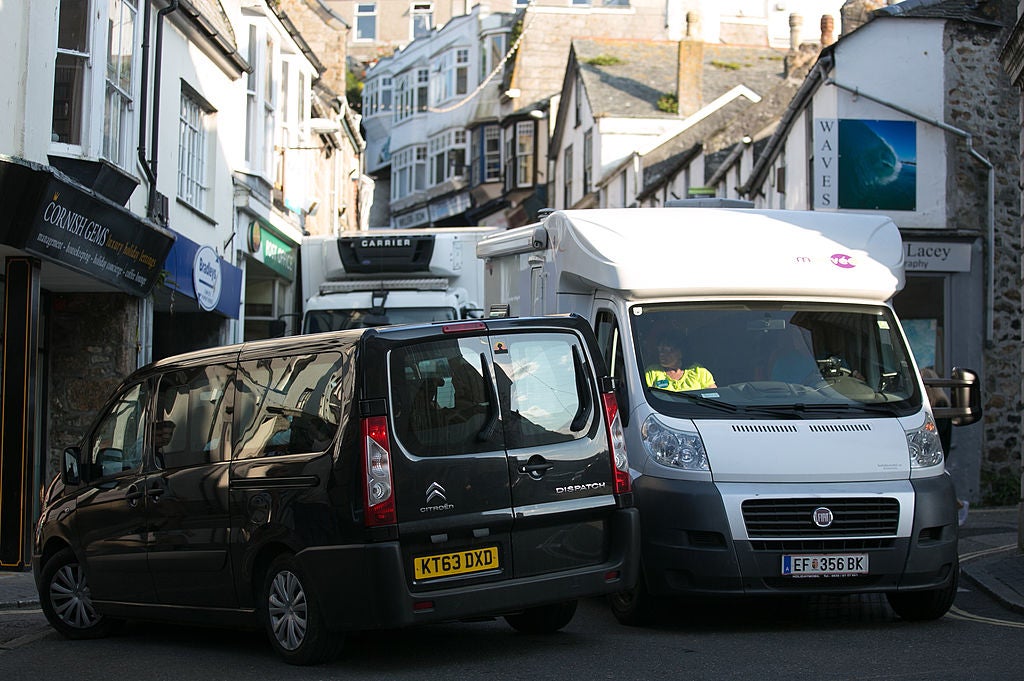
631,302 -> 922,418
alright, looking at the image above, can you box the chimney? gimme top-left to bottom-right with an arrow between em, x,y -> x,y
789,14 -> 803,51
841,0 -> 887,36
821,14 -> 835,46
677,11 -> 703,117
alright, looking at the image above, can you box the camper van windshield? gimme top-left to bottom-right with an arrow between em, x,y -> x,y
304,307 -> 457,333
631,302 -> 921,419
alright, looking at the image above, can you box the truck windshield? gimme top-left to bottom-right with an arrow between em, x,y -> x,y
631,301 -> 922,419
304,307 -> 457,333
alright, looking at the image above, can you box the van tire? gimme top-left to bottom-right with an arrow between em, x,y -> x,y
39,547 -> 119,639
608,572 -> 656,626
504,600 -> 578,634
261,554 -> 342,665
885,558 -> 959,621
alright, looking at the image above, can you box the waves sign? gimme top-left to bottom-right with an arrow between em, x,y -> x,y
814,119 -> 917,212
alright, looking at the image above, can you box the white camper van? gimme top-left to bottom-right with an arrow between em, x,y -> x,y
477,204 -> 980,624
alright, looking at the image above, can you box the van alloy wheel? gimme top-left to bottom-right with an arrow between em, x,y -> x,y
262,554 -> 342,665
50,562 -> 99,630
268,570 -> 308,651
39,547 -> 118,639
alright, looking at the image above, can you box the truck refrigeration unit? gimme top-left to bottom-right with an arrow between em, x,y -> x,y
477,203 -> 981,624
301,227 -> 496,333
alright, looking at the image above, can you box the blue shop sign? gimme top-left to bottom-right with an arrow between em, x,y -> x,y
162,233 -> 242,319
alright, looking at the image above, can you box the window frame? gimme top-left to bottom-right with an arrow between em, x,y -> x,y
410,1 -> 434,41
513,121 -> 535,189
178,84 -> 213,213
355,3 -> 377,42
51,0 -> 142,171
563,144 -> 574,208
427,129 -> 467,187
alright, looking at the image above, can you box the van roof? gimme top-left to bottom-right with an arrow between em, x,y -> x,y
541,208 -> 904,302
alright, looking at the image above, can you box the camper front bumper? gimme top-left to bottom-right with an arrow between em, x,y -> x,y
634,474 -> 958,596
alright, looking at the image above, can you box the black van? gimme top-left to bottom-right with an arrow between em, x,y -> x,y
33,314 -> 638,664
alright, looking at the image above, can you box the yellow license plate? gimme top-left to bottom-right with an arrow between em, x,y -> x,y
414,546 -> 500,580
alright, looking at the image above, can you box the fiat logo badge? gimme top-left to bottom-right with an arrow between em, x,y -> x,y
813,506 -> 834,528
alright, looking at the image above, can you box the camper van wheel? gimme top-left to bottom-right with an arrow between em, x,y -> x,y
504,600 -> 578,634
39,547 -> 121,639
608,573 -> 656,626
261,554 -> 342,665
885,557 -> 959,621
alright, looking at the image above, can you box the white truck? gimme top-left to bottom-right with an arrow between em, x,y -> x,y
301,227 -> 496,333
477,203 -> 980,624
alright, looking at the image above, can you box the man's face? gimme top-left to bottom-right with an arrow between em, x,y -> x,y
658,344 -> 681,367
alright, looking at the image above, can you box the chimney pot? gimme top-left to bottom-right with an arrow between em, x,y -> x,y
820,14 -> 835,46
789,13 -> 803,51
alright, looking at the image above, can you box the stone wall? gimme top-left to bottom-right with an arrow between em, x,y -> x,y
46,293 -> 140,482
944,4 -> 1023,502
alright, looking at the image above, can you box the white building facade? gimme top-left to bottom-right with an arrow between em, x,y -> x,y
0,0 -> 337,569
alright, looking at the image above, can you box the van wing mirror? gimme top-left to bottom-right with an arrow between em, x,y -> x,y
62,447 -> 82,485
926,367 -> 982,427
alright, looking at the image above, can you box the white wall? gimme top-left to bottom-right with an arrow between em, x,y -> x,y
798,20 -> 948,227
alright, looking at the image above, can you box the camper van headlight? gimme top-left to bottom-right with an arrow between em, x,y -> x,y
906,413 -> 944,468
641,414 -> 709,471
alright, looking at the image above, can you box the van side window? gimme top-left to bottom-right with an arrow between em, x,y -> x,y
490,332 -> 592,449
391,337 -> 496,457
88,382 -> 150,478
155,364 -> 233,468
234,353 -> 346,459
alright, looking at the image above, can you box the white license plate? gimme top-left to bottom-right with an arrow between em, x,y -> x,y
781,553 -> 868,576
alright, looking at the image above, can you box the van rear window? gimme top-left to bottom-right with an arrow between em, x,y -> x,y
391,332 -> 593,456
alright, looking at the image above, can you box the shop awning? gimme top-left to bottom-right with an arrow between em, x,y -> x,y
0,155 -> 175,296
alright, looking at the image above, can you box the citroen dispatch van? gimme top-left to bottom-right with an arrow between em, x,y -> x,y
478,205 -> 981,625
33,315 -> 638,665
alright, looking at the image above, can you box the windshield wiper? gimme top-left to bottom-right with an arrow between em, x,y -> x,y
650,388 -> 740,413
748,402 -> 900,416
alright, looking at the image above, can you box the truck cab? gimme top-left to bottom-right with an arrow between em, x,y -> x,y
301,228 -> 496,333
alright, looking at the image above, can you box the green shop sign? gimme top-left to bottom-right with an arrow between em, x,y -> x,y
248,221 -> 295,280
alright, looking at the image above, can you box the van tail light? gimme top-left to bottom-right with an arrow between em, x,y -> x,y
601,392 -> 631,494
361,416 -> 396,527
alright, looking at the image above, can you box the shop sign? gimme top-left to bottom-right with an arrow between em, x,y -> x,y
262,228 -> 295,279
428,192 -> 472,222
394,208 -> 430,229
26,179 -> 174,296
247,220 -> 295,280
193,245 -> 222,311
903,241 -> 971,272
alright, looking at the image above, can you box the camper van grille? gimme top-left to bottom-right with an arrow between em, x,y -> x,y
742,497 -> 900,538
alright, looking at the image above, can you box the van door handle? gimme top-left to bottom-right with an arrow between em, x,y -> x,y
125,483 -> 143,508
147,480 -> 167,500
520,458 -> 554,478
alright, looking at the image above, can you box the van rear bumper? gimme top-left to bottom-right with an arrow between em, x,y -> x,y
636,474 -> 958,596
298,507 -> 640,631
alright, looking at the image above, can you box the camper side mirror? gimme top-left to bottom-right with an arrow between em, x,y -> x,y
927,367 -> 982,427
949,367 -> 982,427
62,447 -> 82,485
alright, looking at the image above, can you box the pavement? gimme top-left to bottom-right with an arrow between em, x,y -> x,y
1,506 -> 1022,615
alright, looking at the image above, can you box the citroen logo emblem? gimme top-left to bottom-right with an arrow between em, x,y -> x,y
426,482 -> 447,505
